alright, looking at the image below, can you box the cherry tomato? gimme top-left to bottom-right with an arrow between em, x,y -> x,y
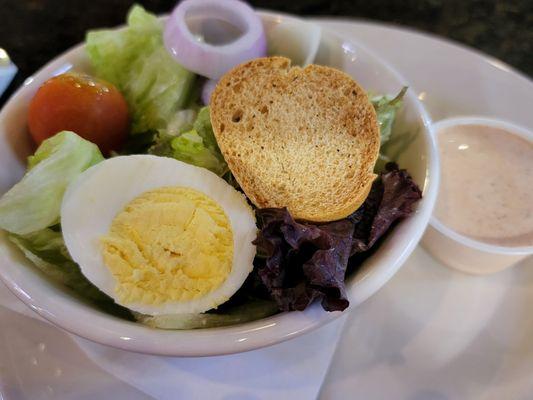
28,73 -> 129,155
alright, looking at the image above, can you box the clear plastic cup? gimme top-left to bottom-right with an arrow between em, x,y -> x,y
421,116 -> 533,275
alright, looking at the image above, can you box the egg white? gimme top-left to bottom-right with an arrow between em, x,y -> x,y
61,155 -> 257,316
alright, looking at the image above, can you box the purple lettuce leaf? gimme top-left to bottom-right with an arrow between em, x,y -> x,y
252,163 -> 422,312
350,162 -> 423,254
253,209 -> 354,311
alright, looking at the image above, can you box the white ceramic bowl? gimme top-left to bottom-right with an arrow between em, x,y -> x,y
0,12 -> 438,356
422,116 -> 533,274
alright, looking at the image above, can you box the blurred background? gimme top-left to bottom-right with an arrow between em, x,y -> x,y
0,0 -> 531,105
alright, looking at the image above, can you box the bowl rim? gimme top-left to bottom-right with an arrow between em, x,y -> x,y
0,11 -> 438,356
429,116 -> 533,255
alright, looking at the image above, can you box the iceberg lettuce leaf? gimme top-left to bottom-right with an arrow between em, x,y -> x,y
8,228 -> 108,302
0,131 -> 103,235
8,228 -> 135,319
86,5 -> 196,135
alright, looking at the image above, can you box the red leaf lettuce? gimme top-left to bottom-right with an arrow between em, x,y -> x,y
252,163 -> 422,312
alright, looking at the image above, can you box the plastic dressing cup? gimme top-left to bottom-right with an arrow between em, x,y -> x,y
421,116 -> 533,275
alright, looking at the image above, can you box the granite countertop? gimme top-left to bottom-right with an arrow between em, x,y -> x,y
0,0 -> 531,105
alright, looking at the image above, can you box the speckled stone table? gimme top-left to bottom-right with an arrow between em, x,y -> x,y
0,0 -> 531,106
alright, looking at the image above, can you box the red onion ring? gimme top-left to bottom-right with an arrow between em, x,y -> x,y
201,78 -> 218,105
164,0 -> 267,80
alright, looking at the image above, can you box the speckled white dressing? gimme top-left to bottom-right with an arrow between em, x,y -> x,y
423,116 -> 533,275
435,124 -> 533,247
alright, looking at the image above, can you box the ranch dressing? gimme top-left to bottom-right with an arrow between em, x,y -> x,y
435,124 -> 533,247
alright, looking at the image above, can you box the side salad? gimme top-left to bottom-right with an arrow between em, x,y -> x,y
0,2 -> 421,329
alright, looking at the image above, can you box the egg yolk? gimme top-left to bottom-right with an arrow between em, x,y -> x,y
100,187 -> 233,306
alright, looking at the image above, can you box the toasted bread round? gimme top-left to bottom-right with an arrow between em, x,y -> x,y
210,56 -> 380,222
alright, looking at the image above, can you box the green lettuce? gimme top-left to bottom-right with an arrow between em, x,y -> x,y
136,299 -> 279,329
8,228 -> 108,302
85,6 -> 228,175
8,228 -> 134,319
0,131 -> 103,235
86,5 -> 196,135
149,107 -> 228,176
371,87 -> 407,145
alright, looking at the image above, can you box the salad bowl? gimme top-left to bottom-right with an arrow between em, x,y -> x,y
0,11 -> 438,356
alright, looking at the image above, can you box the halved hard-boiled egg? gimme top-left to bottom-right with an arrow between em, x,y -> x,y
61,155 -> 257,316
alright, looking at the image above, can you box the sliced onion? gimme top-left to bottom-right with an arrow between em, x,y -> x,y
201,78 -> 218,105
164,0 -> 267,80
